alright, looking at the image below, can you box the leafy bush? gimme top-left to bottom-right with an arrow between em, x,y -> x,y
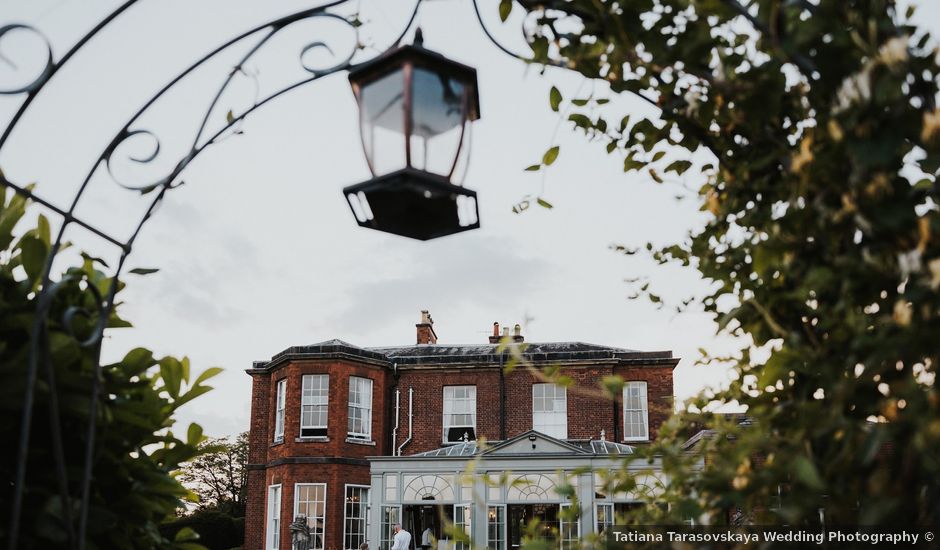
160,510 -> 244,550
507,0 -> 940,527
0,183 -> 219,549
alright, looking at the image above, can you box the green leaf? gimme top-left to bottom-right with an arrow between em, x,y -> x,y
20,235 -> 48,283
80,252 -> 109,269
525,164 -> 542,171
793,456 -> 824,489
652,151 -> 666,162
174,526 -> 200,542
549,86 -> 562,112
601,375 -> 624,398
498,0 -> 513,21
159,357 -> 183,399
665,160 -> 693,175
619,115 -> 631,131
122,347 -> 156,376
568,113 -> 592,128
536,197 -> 554,209
542,146 -> 560,166
36,214 -> 51,245
225,110 -> 235,124
194,366 -> 224,386
186,423 -> 204,446
129,267 -> 159,275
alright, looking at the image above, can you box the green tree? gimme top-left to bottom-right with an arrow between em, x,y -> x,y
0,182 -> 220,549
177,432 -> 249,517
503,0 -> 940,527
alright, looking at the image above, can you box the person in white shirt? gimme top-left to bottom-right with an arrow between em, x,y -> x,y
420,526 -> 433,550
391,524 -> 412,550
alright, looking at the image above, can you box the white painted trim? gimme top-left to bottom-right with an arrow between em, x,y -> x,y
343,483 -> 371,550
266,483 -> 282,550
294,482 -> 328,550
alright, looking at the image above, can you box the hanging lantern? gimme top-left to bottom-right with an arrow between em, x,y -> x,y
344,31 -> 481,241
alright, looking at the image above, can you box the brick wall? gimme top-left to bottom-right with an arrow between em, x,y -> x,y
614,365 -> 674,442
265,360 -> 392,460
245,373 -> 271,550
394,368 -> 503,453
264,462 -> 371,550
246,360 -> 391,549
394,362 -> 675,455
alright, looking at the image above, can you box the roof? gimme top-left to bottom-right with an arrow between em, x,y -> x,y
407,430 -> 634,458
249,340 -> 675,371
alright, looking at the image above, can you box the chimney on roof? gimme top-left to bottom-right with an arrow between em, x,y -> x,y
488,322 -> 525,343
416,310 -> 437,345
488,322 -> 500,344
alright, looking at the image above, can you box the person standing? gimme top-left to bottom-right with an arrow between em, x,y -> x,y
420,526 -> 433,550
391,524 -> 412,550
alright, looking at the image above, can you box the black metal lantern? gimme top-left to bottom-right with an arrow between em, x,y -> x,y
343,32 -> 481,240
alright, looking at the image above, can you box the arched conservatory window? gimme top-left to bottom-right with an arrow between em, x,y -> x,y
402,475 -> 456,501
507,474 -> 559,501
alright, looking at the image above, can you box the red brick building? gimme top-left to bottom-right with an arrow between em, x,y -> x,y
244,312 -> 679,550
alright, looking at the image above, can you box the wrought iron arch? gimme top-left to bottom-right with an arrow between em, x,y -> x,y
0,1 -> 542,548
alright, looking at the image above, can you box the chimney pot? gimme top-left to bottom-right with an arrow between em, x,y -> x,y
512,323 -> 524,343
488,322 -> 500,344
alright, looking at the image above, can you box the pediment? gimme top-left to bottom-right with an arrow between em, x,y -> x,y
482,430 -> 588,456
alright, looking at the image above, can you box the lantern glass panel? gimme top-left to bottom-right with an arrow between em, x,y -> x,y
409,67 -> 467,176
359,68 -> 407,175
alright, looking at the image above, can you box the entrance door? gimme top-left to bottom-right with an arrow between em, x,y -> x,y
507,504 -> 559,550
403,501 -> 451,550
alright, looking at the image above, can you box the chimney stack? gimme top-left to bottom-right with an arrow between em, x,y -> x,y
488,322 -> 500,344
416,310 -> 437,345
487,322 -> 525,343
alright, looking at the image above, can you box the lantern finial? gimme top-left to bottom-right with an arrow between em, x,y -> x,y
414,27 -> 425,47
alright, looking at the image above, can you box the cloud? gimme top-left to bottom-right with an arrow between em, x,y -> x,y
324,234 -> 556,337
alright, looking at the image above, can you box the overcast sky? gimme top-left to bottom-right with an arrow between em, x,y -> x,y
2,0 -> 938,438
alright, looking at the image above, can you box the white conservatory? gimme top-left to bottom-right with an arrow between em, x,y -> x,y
367,430 -> 696,550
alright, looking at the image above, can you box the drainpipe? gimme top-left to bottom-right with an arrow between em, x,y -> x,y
612,400 -> 620,442
499,352 -> 506,440
612,366 -> 620,441
391,388 -> 400,454
388,362 -> 399,455
396,387 -> 414,456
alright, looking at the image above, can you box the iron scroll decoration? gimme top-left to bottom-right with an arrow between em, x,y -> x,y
0,1 -> 539,548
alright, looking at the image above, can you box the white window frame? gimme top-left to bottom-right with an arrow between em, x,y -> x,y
347,377 -> 373,439
380,506 -> 401,550
594,502 -> 613,534
274,379 -> 286,443
343,484 -> 370,550
622,381 -> 649,441
294,483 -> 327,550
532,383 -> 568,439
301,374 -> 329,438
486,504 -> 506,550
442,385 -> 477,443
267,484 -> 282,550
559,503 -> 580,550
454,503 -> 472,550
